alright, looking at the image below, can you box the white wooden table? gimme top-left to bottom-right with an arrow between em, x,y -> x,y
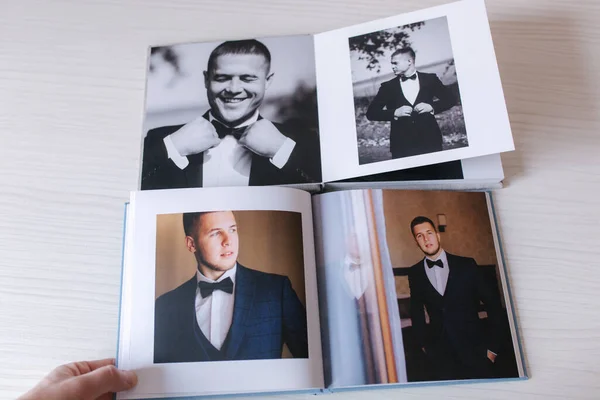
1,0 -> 599,398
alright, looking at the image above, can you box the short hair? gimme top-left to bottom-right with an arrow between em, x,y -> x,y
391,46 -> 416,61
410,216 -> 436,236
183,212 -> 210,238
207,39 -> 271,73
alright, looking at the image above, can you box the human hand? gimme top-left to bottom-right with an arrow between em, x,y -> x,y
239,119 -> 286,158
18,358 -> 137,400
487,350 -> 497,363
414,102 -> 434,114
393,105 -> 413,119
169,116 -> 221,157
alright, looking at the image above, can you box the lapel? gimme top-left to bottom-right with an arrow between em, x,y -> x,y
442,252 -> 458,299
224,264 -> 257,359
179,276 -> 211,359
419,258 -> 443,300
412,72 -> 427,106
179,110 -> 211,187
393,76 -> 413,107
247,115 -> 265,186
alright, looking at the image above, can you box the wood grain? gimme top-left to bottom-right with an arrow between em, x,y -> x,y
1,0 -> 599,398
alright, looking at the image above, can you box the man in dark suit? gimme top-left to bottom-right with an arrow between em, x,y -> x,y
366,47 -> 456,159
141,39 -> 319,190
406,216 -> 505,380
154,210 -> 309,363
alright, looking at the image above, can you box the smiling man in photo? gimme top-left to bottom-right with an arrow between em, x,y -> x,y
153,211 -> 309,363
141,39 -> 317,189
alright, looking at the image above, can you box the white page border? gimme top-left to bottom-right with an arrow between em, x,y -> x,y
315,0 -> 513,182
117,187 -> 323,399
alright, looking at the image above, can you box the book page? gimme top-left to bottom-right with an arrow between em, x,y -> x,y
312,189 -> 525,388
314,0 -> 514,183
117,186 -> 323,398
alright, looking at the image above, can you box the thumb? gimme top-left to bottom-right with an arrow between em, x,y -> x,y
61,365 -> 137,399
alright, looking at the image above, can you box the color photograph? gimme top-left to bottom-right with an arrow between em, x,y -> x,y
313,189 -> 521,387
154,209 -> 308,363
382,190 -> 520,382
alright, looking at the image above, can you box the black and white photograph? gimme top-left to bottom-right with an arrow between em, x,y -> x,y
140,36 -> 322,190
349,17 -> 468,165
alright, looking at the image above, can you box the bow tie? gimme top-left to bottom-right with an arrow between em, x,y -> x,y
400,74 -> 417,82
198,277 -> 234,298
426,259 -> 444,269
211,120 -> 249,140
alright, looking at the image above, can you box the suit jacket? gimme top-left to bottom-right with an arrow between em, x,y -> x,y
407,253 -> 504,367
366,72 -> 455,158
141,111 -> 320,190
154,264 -> 309,363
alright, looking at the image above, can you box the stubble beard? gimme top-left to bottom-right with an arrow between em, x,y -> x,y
423,244 -> 441,257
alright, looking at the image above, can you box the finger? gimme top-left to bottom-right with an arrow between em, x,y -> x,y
52,358 -> 116,381
75,358 -> 116,374
60,364 -> 137,399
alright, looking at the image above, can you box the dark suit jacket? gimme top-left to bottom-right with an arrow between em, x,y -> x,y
407,253 -> 504,367
366,72 -> 455,158
141,111 -> 320,190
154,264 -> 309,363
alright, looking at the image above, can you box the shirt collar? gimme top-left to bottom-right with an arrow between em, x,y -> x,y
196,263 -> 237,284
400,71 -> 418,81
208,110 -> 259,129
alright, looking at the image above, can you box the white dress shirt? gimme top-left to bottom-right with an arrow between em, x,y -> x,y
195,264 -> 237,350
400,72 -> 420,105
423,250 -> 449,296
162,111 -> 296,187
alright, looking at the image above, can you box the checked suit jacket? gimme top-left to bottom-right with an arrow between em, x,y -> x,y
154,264 -> 309,363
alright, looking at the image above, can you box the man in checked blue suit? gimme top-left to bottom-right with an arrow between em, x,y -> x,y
154,211 -> 309,363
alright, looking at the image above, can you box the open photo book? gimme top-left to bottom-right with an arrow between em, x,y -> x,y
117,186 -> 526,399
139,0 -> 513,192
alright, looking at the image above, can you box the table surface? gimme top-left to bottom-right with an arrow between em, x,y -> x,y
1,0 -> 599,399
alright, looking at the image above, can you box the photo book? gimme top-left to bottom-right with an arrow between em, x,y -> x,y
138,0 -> 513,193
116,186 -> 526,399
119,0 -> 527,398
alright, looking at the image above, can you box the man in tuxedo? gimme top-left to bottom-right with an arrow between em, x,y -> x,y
406,216 -> 505,380
366,47 -> 456,159
141,39 -> 319,190
154,211 -> 309,363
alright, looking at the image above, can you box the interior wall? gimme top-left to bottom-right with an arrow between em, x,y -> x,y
381,190 -> 498,296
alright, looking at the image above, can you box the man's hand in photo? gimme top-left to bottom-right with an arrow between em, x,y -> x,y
240,119 -> 287,158
414,102 -> 434,114
169,117 -> 221,157
393,105 -> 413,119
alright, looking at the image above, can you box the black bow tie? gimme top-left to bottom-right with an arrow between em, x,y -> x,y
400,74 -> 417,82
211,120 -> 248,140
426,259 -> 444,269
198,277 -> 234,298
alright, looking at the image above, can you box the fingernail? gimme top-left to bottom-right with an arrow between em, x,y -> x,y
121,369 -> 138,387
